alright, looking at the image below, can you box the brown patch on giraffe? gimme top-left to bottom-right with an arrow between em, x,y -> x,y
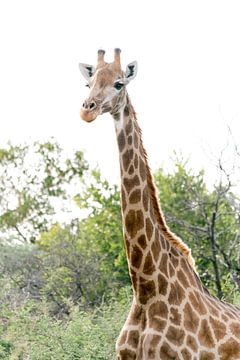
158,273 -> 168,295
159,342 -> 179,360
124,105 -> 130,117
137,234 -> 147,249
189,291 -> 207,315
123,175 -> 140,193
129,189 -> 141,204
128,135 -> 132,145
138,277 -> 156,305
129,303 -> 142,325
142,185 -> 149,211
209,316 -> 226,341
219,338 -> 240,360
148,300 -> 168,321
145,218 -> 153,241
168,262 -> 175,277
117,130 -> 125,152
122,149 -> 134,171
169,307 -> 181,326
161,234 -> 166,249
118,348 -> 136,360
199,351 -> 215,360
139,157 -> 146,181
118,330 -> 128,346
170,253 -> 179,268
181,348 -> 192,360
198,318 -> 215,348
148,335 -> 161,359
128,165 -> 134,175
143,251 -> 155,275
183,303 -> 199,333
151,235 -> 161,263
159,253 -> 169,277
230,321 -> 240,339
130,245 -> 143,269
125,118 -> 132,135
121,187 -> 127,212
168,281 -> 185,305
125,209 -> 144,237
186,334 -> 198,352
177,269 -> 190,289
134,131 -> 139,149
166,325 -> 185,346
127,330 -> 139,349
134,154 -> 138,168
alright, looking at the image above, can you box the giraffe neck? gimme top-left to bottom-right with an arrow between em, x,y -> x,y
112,97 -> 191,301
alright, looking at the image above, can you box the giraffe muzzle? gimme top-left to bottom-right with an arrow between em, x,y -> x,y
80,100 -> 100,122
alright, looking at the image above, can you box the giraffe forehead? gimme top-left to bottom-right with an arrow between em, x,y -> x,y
94,65 -> 123,86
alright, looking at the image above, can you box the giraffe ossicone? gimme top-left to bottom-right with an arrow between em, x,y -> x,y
79,49 -> 240,360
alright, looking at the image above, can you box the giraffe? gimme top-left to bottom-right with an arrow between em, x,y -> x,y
79,49 -> 240,360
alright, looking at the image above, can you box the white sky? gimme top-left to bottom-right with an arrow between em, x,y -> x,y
0,0 -> 240,186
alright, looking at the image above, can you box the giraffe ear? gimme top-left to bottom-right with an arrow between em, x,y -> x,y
125,61 -> 138,82
79,63 -> 96,81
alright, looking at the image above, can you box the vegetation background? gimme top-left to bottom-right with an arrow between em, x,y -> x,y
1,0 -> 240,358
0,139 -> 239,359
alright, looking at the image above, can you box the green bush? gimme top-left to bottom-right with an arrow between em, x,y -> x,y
1,287 -> 132,360
0,339 -> 13,359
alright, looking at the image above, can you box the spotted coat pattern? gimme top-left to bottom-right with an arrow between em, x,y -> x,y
114,101 -> 240,360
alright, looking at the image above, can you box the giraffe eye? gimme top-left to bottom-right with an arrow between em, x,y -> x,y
85,83 -> 90,88
114,82 -> 124,90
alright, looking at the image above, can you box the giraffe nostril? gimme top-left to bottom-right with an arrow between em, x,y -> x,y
82,100 -> 97,111
89,101 -> 96,110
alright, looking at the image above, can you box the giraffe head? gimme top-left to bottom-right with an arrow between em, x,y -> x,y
79,49 -> 138,122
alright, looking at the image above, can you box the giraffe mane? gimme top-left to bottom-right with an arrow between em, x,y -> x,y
127,98 -> 196,270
